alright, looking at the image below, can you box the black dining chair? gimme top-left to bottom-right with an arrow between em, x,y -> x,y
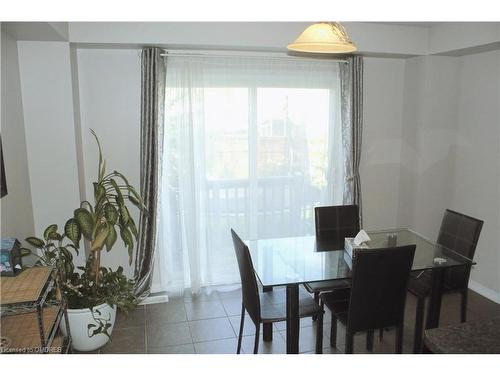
409,209 -> 483,353
320,245 -> 416,354
231,229 -> 325,354
304,205 -> 360,309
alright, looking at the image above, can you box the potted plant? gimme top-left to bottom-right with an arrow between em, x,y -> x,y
21,130 -> 146,351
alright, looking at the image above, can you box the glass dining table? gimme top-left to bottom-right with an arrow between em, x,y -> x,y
247,228 -> 475,354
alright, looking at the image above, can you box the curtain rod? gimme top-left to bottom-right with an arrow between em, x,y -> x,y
159,50 -> 350,63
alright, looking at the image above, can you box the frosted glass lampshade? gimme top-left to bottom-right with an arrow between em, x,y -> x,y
287,22 -> 357,54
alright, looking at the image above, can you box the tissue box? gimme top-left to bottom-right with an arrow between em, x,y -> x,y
344,237 -> 370,259
343,250 -> 353,269
1,238 -> 23,276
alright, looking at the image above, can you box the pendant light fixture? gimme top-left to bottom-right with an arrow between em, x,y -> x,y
287,22 -> 357,54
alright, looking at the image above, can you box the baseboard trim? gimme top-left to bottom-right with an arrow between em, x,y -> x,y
468,280 -> 500,304
150,282 -> 165,295
139,292 -> 169,305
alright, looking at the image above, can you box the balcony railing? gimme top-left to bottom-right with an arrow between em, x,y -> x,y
204,175 -> 322,238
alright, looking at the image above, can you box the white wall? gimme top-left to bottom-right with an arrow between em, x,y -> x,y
76,48 -> 141,278
407,56 -> 460,240
16,41 -> 85,264
0,29 -> 35,241
451,50 -> 500,299
397,57 -> 422,229
398,52 -> 500,301
361,57 -> 405,229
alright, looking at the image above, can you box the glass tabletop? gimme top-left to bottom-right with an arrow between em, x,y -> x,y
247,228 -> 474,288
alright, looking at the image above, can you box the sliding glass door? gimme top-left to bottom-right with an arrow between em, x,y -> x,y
158,55 -> 343,293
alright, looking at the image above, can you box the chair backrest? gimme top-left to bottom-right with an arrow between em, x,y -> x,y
437,209 -> 483,290
347,245 -> 416,334
315,205 -> 360,246
231,229 -> 261,325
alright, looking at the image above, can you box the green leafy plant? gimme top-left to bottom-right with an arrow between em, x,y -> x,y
21,130 -> 147,314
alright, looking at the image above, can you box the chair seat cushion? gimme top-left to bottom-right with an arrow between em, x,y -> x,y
259,287 -> 323,323
320,290 -> 350,324
304,279 -> 351,293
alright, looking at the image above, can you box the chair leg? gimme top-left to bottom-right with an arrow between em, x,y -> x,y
316,311 -> 323,354
366,330 -> 374,351
237,304 -> 245,354
262,286 -> 273,341
263,323 -> 273,341
413,297 -> 425,354
395,325 -> 403,354
254,323 -> 260,354
422,343 -> 433,354
379,328 -> 384,341
461,290 -> 468,323
312,292 -> 319,321
330,315 -> 337,348
345,331 -> 354,354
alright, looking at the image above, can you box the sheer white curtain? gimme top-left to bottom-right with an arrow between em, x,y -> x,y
157,55 -> 344,294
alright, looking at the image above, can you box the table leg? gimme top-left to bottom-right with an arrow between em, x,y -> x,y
426,268 -> 445,329
286,284 -> 300,354
262,286 -> 273,341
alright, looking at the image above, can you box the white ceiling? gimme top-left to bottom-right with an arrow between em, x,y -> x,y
4,22 -> 499,57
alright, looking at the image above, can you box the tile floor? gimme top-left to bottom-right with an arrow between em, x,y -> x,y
90,286 -> 500,354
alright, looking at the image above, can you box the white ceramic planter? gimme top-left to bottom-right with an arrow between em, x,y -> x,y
60,303 -> 116,352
